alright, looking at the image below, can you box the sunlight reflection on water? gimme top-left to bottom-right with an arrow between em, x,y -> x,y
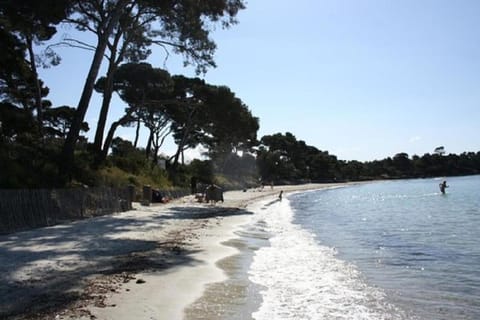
291,175 -> 480,320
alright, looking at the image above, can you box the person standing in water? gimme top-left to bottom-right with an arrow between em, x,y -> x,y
439,180 -> 449,194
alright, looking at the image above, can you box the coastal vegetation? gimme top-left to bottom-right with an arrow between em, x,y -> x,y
1,1 -> 479,190
256,133 -> 480,182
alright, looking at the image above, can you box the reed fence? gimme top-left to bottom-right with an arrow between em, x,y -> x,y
0,187 -> 132,234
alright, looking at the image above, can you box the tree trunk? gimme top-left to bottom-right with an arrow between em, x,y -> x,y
92,60 -> 118,168
133,118 -> 141,148
172,108 -> 195,169
153,145 -> 159,165
26,35 -> 43,125
145,130 -> 153,159
172,130 -> 188,169
93,29 -> 123,158
60,1 -> 128,177
100,114 -> 131,163
101,120 -> 121,163
93,62 -> 116,154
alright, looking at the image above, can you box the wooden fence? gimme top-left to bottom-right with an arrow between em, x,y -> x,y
0,187 -> 132,234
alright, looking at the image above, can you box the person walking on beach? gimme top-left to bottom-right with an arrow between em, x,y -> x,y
278,190 -> 283,201
439,180 -> 449,194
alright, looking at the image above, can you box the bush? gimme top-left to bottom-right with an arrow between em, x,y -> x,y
97,165 -> 171,192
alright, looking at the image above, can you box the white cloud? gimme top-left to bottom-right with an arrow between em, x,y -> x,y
409,136 -> 421,143
183,145 -> 208,163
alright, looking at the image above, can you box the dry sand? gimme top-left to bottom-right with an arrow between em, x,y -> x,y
0,183 -> 348,320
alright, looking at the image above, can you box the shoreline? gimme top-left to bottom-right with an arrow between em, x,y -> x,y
0,183 -> 350,320
183,198 -> 272,320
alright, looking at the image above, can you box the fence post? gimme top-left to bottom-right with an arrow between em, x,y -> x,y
127,185 -> 136,204
141,185 -> 151,206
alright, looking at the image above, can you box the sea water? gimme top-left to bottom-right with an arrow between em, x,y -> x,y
247,175 -> 480,320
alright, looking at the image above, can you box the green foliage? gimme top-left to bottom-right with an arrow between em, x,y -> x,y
3,1 -> 480,191
188,159 -> 214,184
61,0 -> 247,172
198,85 -> 259,153
43,105 -> 89,138
0,103 -> 64,188
97,137 -> 172,189
257,132 -> 337,183
257,132 -> 480,183
168,76 -> 259,169
0,133 -> 63,188
0,0 -> 258,190
109,137 -> 149,174
97,166 -> 170,190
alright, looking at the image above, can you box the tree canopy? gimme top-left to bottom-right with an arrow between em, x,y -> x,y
0,0 -> 257,188
1,1 -> 479,190
98,63 -> 259,171
59,0 -> 247,175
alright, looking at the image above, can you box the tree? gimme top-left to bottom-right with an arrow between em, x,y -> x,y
434,146 -> 446,156
0,0 -> 70,121
168,75 -> 209,169
94,62 -> 174,165
257,132 -> 340,182
0,101 -> 76,188
169,83 -> 259,172
308,150 -> 335,181
109,137 -> 148,174
393,152 -> 412,176
43,105 -> 89,138
60,0 -> 246,176
202,86 -> 259,153
257,132 -> 303,181
0,1 -> 75,187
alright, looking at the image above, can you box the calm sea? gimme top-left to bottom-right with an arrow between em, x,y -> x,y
247,175 -> 480,320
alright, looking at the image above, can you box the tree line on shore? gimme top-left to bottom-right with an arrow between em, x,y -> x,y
257,133 -> 480,183
1,1 -> 479,190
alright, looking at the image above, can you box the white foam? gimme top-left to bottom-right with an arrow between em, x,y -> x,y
248,198 -> 405,320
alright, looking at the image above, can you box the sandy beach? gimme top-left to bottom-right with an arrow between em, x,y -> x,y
0,183 -> 345,320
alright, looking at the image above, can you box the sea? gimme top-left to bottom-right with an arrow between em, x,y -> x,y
244,175 -> 480,320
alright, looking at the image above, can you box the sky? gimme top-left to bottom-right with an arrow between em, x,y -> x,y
39,0 -> 480,162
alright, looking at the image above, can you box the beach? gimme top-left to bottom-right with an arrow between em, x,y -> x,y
0,183 -> 340,320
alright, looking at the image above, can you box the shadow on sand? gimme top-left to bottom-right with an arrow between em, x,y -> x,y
166,206 -> 253,220
0,205 -> 253,319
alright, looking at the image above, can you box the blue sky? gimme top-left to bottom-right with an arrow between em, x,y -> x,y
39,0 -> 480,161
